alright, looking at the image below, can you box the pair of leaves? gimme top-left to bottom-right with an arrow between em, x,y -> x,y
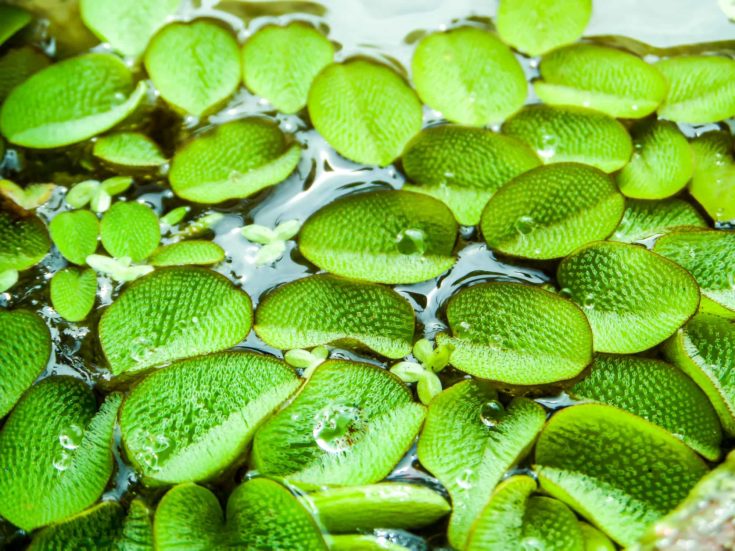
49,209 -> 100,265
0,180 -> 55,210
50,268 -> 97,322
610,198 -> 706,243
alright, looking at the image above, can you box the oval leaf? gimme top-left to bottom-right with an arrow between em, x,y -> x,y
93,132 -> 167,168
49,209 -> 99,265
0,5 -> 31,46
689,130 -> 735,222
299,190 -> 457,284
557,241 -> 700,353
0,207 -> 49,272
255,274 -> 415,359
480,163 -> 624,260
100,201 -> 160,262
148,240 -> 225,267
50,267 -> 97,322
610,198 -> 707,244
98,267 -> 253,376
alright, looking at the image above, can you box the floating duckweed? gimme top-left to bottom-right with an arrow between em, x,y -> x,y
93,132 -> 167,169
50,267 -> 97,322
49,209 -> 99,265
610,198 -> 707,243
688,130 -> 735,222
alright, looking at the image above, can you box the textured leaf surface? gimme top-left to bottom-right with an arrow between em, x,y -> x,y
0,5 -> 31,46
401,125 -> 540,225
0,53 -> 146,148
50,267 -> 97,322
534,404 -> 708,546
144,21 -> 240,116
689,130 -> 735,222
656,55 -> 735,124
0,309 -> 50,418
534,44 -> 667,118
49,209 -> 99,265
149,240 -> 224,267
242,22 -> 334,113
412,27 -> 526,125
610,198 -> 706,243
81,0 -> 179,56
570,354 -> 722,459
0,377 -> 121,531
502,104 -> 632,173
255,274 -> 414,359
99,267 -> 252,375
417,380 -> 546,548
100,201 -> 160,262
252,360 -> 425,488
617,120 -> 694,199
0,47 -> 50,102
663,314 -> 735,435
310,483 -> 450,532
654,230 -> 735,316
480,163 -> 624,259
120,351 -> 299,484
0,207 -> 49,271
93,132 -> 167,168
153,479 -> 327,549
308,59 -> 422,165
169,118 -> 301,203
496,0 -> 591,56
437,283 -> 592,384
557,242 -> 700,353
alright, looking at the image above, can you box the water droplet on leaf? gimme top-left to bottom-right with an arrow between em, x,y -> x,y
396,228 -> 427,255
313,404 -> 364,453
480,399 -> 505,428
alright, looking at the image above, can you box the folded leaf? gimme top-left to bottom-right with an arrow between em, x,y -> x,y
0,378 -> 121,531
417,380 -> 546,548
0,5 -> 31,46
412,27 -> 526,125
299,190 -> 457,284
557,242 -> 700,353
100,201 -> 160,262
610,198 -> 706,243
255,274 -> 415,359
252,360 -> 425,488
93,132 -> 167,168
0,207 -> 50,272
149,240 -> 224,267
98,267 -> 252,375
50,267 -> 97,322
0,47 -> 50,102
689,130 -> 735,222
49,209 -> 99,265
402,125 -> 540,225
308,59 -> 422,166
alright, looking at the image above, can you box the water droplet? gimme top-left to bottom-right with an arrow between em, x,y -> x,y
456,468 -> 474,490
583,293 -> 595,309
688,247 -> 697,258
130,336 -> 156,363
191,316 -> 199,325
457,320 -> 473,336
480,399 -> 505,428
53,451 -> 72,472
558,287 -> 572,299
313,404 -> 364,453
59,424 -> 84,450
396,228 -> 427,255
514,216 -> 536,235
522,536 -> 544,550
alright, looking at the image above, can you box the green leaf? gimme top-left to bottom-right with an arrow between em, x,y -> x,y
411,27 -> 527,125
28,499 -> 153,551
401,125 -> 541,225
580,523 -> 615,551
50,268 -> 97,322
0,377 -> 121,531
100,202 -> 160,262
0,5 -> 31,46
437,282 -> 592,385
654,230 -> 735,316
534,44 -> 667,119
0,309 -> 50,418
153,479 -> 327,549
0,207 -> 50,272
98,267 -> 252,376
242,22 -> 334,113
0,180 -> 56,210
309,483 -> 450,532
87,254 -> 153,283
93,132 -> 167,168
252,360 -> 425,488
0,47 -> 50,102
255,274 -> 415,359
148,240 -> 225,267
533,403 -> 708,546
496,0 -> 591,56
557,241 -> 700,353
81,0 -> 179,57
417,380 -> 546,548
169,118 -> 301,203
689,130 -> 735,222
610,198 -> 707,243
0,269 -> 18,292
480,163 -> 624,260
49,209 -> 99,265
0,53 -> 147,148
328,534 -> 411,551
663,314 -> 735,435
144,21 -> 241,116
656,55 -> 735,124
299,190 -> 457,284
120,351 -> 299,485
569,354 -> 722,460
307,59 -> 422,166
466,476 -> 585,551
502,104 -> 632,173
617,120 -> 694,199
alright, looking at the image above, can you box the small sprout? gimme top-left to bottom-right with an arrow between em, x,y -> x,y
241,220 -> 301,266
65,176 -> 133,213
284,345 -> 329,378
86,254 -> 153,283
160,206 -> 190,227
390,339 -> 452,405
0,180 -> 56,210
175,212 -> 224,239
0,269 -> 18,292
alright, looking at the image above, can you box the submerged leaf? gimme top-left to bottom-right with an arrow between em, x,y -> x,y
610,198 -> 706,243
299,190 -> 457,284
255,274 -> 415,358
50,267 -> 97,322
252,360 -> 425,488
93,132 -> 167,168
98,267 -> 252,375
49,209 -> 99,265
148,240 -> 225,267
0,207 -> 50,272
689,130 -> 735,222
100,201 -> 160,262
